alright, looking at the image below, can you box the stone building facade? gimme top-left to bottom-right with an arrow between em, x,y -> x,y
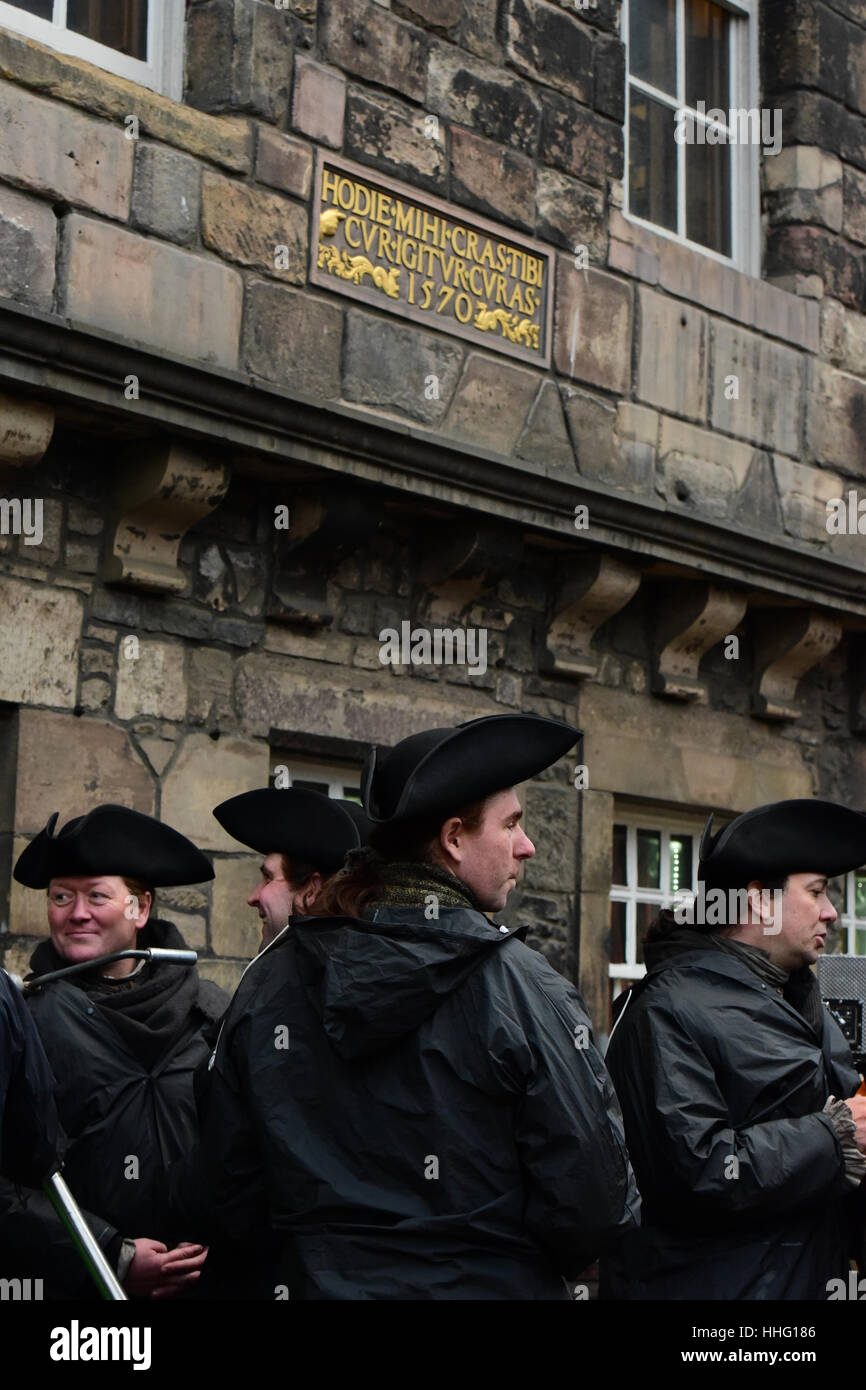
0,0 -> 864,1033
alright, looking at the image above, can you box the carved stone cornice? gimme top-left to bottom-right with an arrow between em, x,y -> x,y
544,554 -> 642,680
106,441 -> 230,593
752,609 -> 843,720
653,583 -> 748,701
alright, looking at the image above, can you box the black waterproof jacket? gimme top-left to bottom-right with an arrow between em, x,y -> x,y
0,922 -> 227,1297
600,938 -> 863,1300
202,904 -> 639,1300
0,969 -> 63,1188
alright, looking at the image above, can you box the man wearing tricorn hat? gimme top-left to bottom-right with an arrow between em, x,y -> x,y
601,798 -> 866,1301
0,804 -> 229,1299
212,787 -> 371,952
200,714 -> 638,1299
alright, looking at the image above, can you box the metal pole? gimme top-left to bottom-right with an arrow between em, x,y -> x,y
44,1172 -> 128,1301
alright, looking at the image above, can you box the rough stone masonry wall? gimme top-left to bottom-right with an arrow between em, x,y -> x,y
0,4 -> 863,542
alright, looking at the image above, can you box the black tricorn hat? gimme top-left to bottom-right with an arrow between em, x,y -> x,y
13,804 -> 214,889
699,799 -> 866,889
362,714 -> 581,825
212,788 -> 370,873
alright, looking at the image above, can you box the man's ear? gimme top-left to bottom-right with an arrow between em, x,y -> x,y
439,816 -> 464,866
131,891 -> 152,931
745,881 -> 773,926
300,874 -> 323,911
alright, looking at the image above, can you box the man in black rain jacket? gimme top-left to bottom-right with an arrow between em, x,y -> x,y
0,805 -> 229,1298
202,714 -> 639,1299
601,799 -> 866,1301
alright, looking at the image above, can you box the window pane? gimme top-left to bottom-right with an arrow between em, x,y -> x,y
686,0 -> 730,112
854,872 -> 866,919
636,901 -> 657,964
668,835 -> 693,895
629,95 -> 677,232
612,823 -> 627,885
637,830 -> 660,889
856,927 -> 866,957
8,0 -> 53,16
610,901 -> 627,964
630,0 -> 676,97
686,138 -> 731,255
67,0 -> 148,60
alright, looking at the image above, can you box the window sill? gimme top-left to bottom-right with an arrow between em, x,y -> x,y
608,208 -> 820,353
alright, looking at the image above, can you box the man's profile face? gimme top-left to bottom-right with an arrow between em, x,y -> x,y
247,853 -> 323,949
762,871 -> 837,971
47,875 -> 150,970
448,788 -> 535,913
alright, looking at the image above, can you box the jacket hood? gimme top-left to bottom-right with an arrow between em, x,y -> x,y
292,905 -> 513,1061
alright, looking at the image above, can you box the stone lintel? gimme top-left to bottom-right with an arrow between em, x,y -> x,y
544,553 -> 641,681
752,609 -> 843,721
653,583 -> 748,701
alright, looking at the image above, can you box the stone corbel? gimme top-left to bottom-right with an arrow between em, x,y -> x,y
106,441 -> 230,593
653,583 -> 748,701
752,609 -> 843,720
417,519 -> 523,621
543,553 -> 641,680
0,391 -> 55,469
269,489 -> 382,626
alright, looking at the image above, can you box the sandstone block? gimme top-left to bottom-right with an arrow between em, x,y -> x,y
710,321 -> 804,456
539,88 -> 622,188
197,958 -> 245,993
14,709 -> 154,834
562,389 -> 654,495
63,215 -> 243,369
0,184 -> 55,310
188,646 -> 235,726
0,29 -> 251,173
342,311 -> 463,424
0,579 -> 81,708
345,88 -> 446,191
10,835 -> 50,939
806,360 -> 866,474
554,258 -> 632,394
242,280 -> 343,398
843,164 -> 866,246
114,639 -> 187,722
399,0 -> 462,25
766,224 -> 865,311
637,288 -> 707,423
772,455 -> 843,544
186,0 -> 292,122
21,496 -> 62,566
256,127 -> 313,200
161,732 -> 270,852
763,145 -> 843,231
820,297 -> 866,377
535,166 -> 606,258
320,0 -> 429,103
515,379 -> 575,474
460,0 -> 502,62
0,78 -> 132,219
291,56 -> 346,148
263,624 -> 355,664
426,44 -> 540,155
594,30 -> 625,122
167,909 -> 207,950
442,352 -> 539,455
656,417 -> 756,520
131,143 -> 201,246
210,854 -> 261,958
506,0 -> 593,103
450,127 -> 535,230
202,172 -> 307,280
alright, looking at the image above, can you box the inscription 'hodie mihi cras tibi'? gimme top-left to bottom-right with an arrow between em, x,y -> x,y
309,154 -> 553,366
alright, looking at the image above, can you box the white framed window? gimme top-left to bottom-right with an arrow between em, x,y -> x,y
270,755 -> 363,806
608,811 -> 704,1019
837,870 -> 866,956
0,0 -> 184,99
622,0 -> 760,275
